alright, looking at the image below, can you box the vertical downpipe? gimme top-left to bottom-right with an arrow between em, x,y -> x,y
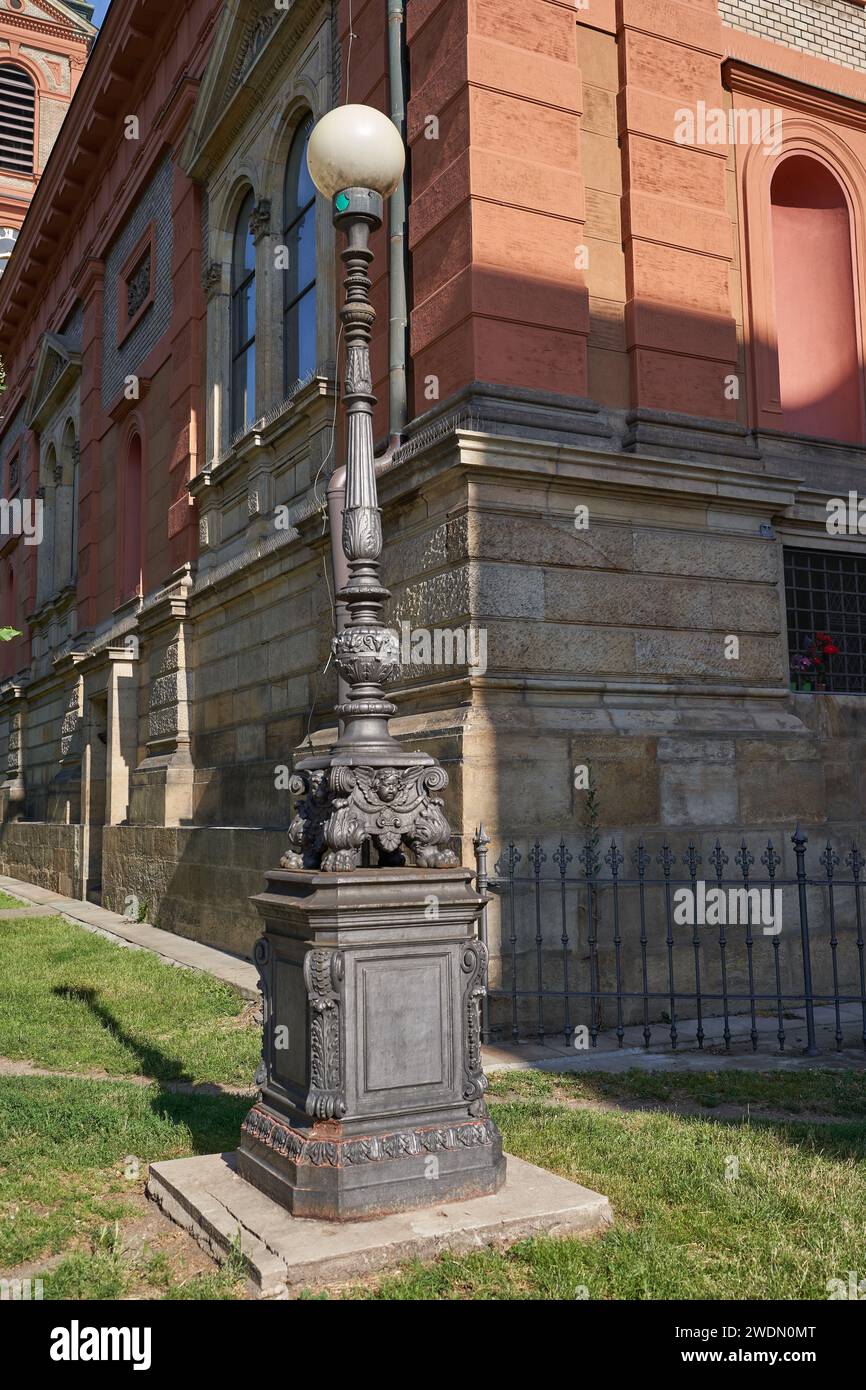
387,0 -> 408,445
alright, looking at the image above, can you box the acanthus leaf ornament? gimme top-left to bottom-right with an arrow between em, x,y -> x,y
303,948 -> 346,1120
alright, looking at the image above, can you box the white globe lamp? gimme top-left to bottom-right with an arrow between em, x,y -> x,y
307,104 -> 405,203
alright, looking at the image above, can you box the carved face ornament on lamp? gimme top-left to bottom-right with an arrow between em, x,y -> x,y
280,105 -> 459,874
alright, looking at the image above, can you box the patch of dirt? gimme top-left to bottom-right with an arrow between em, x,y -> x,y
494,1088 -> 859,1126
233,999 -> 262,1030
0,1056 -> 255,1097
0,1188 -> 249,1300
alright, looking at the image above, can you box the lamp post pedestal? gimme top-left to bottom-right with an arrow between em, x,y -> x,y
237,865 -> 505,1220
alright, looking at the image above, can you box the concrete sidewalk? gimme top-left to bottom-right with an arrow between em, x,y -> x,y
485,1003 -> 866,1073
0,873 -> 259,998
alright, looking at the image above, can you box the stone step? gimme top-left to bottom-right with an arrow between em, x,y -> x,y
147,1149 -> 612,1298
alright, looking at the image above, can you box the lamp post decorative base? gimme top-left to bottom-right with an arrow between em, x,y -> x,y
236,865 -> 506,1221
281,761 -> 460,872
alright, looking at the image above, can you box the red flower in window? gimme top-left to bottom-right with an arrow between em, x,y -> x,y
805,632 -> 840,669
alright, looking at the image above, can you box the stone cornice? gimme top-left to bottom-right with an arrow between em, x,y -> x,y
376,427 -> 802,519
0,1 -> 95,44
723,59 -> 866,134
155,74 -> 202,149
0,0 -> 186,358
136,585 -> 193,637
0,678 -> 29,710
180,0 -> 326,182
28,582 -> 77,631
25,332 -> 82,431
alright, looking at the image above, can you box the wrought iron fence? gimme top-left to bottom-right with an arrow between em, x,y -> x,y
473,827 -> 866,1056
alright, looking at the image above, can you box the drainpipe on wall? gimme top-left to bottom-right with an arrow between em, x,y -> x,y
327,0 -> 409,722
387,0 -> 409,449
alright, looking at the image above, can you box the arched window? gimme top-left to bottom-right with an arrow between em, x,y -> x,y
121,433 -> 142,602
771,156 -> 864,444
38,443 -> 58,603
5,563 -> 15,633
0,64 -> 35,176
61,420 -> 79,587
283,118 -> 317,393
231,190 -> 256,434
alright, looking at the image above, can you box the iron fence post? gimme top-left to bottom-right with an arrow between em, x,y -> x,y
473,824 -> 491,1045
793,826 -> 818,1057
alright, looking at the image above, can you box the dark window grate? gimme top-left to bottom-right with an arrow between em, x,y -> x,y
784,546 -> 866,693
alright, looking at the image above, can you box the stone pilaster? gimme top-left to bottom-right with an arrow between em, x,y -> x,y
0,682 -> 28,819
129,582 -> 195,827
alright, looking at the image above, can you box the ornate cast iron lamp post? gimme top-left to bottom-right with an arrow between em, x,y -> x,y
282,106 -> 457,874
237,106 -> 505,1220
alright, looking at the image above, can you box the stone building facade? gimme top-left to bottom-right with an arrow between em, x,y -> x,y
1,1 -> 866,1015
0,0 -> 94,274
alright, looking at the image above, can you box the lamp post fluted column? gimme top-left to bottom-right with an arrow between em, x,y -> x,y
281,178 -> 458,872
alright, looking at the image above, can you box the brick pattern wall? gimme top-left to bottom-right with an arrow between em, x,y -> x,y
62,300 -> 83,351
718,0 -> 866,72
37,96 -> 68,173
101,154 -> 174,408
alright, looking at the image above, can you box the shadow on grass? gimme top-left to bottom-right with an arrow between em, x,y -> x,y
52,985 -> 252,1154
151,1088 -> 251,1156
491,1095 -> 866,1168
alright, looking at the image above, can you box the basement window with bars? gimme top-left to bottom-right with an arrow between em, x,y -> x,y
0,65 -> 35,176
784,546 -> 866,693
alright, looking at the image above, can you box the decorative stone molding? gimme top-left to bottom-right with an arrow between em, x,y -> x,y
249,198 -> 272,242
0,682 -> 28,816
58,675 -> 83,762
126,253 -> 151,320
201,259 -> 223,297
178,0 -> 328,182
25,332 -> 82,432
230,10 -> 280,95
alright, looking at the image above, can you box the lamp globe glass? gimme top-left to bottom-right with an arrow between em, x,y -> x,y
307,104 -> 406,199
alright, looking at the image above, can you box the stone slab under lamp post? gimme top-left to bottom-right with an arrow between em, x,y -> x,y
236,104 -> 506,1220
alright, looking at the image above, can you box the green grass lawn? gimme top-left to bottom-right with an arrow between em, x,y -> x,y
487,1064 -> 866,1116
348,1070 -> 866,1300
0,913 -> 260,1084
1,912 -> 865,1300
0,891 -> 25,909
0,1075 -> 249,1298
0,914 -> 260,1297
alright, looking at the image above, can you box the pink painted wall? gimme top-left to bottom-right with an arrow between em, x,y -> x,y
771,156 -> 863,443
